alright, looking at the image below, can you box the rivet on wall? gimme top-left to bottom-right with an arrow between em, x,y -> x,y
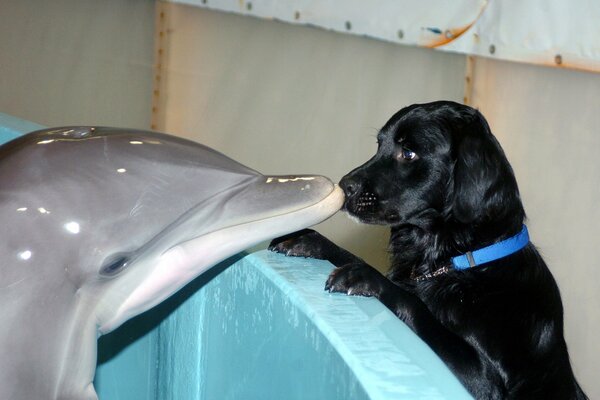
397,29 -> 404,40
555,54 -> 563,65
345,21 -> 352,31
489,44 -> 496,55
444,30 -> 454,39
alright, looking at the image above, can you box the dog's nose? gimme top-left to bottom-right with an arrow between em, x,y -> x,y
339,176 -> 360,197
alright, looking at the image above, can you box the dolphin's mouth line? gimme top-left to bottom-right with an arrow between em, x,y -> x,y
105,175 -> 338,279
168,183 -> 341,252
120,176 -> 258,266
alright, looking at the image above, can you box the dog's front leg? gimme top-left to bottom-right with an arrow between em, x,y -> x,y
268,229 -> 365,267
327,263 -> 506,399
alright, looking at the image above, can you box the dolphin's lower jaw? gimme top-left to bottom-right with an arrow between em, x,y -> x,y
98,184 -> 344,334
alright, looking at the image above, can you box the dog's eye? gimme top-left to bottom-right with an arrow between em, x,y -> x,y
400,147 -> 418,161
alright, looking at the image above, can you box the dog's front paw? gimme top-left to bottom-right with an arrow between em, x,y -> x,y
268,229 -> 331,259
325,264 -> 386,297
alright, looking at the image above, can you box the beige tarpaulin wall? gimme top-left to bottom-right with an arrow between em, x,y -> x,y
0,0 -> 155,128
151,4 -> 466,270
0,1 -> 599,397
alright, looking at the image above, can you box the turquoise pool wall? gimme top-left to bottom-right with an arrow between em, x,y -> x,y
94,252 -> 471,399
0,112 -> 43,142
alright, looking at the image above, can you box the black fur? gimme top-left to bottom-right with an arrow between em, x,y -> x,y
269,101 -> 587,399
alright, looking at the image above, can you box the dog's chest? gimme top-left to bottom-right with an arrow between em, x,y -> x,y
413,278 -> 484,332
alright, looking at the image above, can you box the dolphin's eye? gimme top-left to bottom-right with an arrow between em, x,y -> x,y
100,255 -> 130,277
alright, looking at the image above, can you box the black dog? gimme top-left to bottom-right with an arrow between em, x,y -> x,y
270,101 -> 587,399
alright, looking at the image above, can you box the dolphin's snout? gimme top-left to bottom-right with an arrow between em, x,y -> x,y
228,174 -> 343,225
258,174 -> 344,221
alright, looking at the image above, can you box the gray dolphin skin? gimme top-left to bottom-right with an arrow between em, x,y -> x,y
0,127 -> 343,399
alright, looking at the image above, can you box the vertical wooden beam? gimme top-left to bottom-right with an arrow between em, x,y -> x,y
152,1 -> 170,131
463,55 -> 476,106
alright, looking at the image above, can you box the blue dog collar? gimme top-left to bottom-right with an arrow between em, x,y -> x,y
451,225 -> 530,270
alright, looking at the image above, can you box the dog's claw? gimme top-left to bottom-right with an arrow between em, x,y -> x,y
269,229 -> 334,260
324,264 -> 383,298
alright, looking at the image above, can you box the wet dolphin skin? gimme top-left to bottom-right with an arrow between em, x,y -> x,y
0,127 -> 343,400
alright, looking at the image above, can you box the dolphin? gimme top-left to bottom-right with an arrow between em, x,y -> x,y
0,127 -> 343,400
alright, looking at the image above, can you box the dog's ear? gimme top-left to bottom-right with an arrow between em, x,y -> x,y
450,109 -> 521,224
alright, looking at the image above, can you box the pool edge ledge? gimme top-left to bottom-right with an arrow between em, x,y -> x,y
241,250 -> 473,400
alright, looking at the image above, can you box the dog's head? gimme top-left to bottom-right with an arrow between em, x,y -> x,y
340,101 -> 524,230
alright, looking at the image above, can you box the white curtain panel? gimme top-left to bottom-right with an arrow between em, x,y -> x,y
169,0 -> 600,72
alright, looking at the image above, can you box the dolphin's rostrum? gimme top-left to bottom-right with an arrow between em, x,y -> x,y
0,127 -> 343,399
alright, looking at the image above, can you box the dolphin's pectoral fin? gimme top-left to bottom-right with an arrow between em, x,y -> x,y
56,383 -> 98,400
86,384 -> 99,400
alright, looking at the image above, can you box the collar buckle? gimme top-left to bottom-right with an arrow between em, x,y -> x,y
466,251 -> 476,268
